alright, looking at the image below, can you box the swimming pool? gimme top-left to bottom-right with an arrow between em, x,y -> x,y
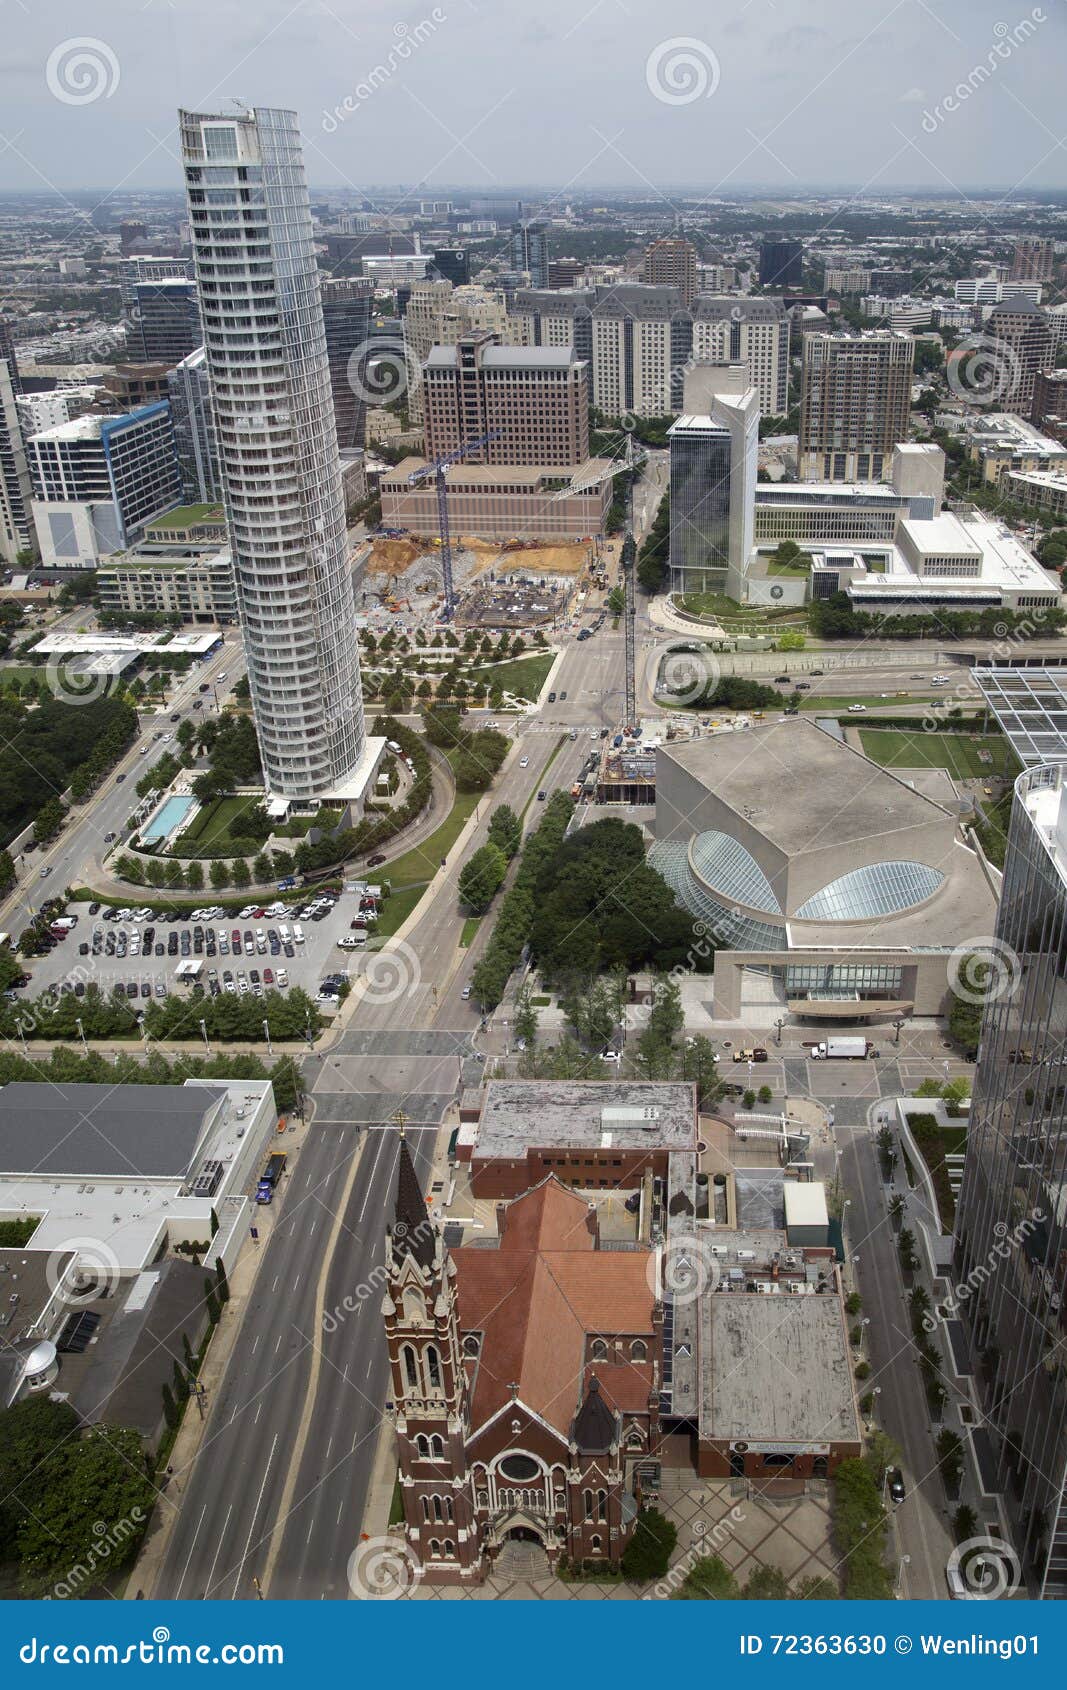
141,794 -> 195,845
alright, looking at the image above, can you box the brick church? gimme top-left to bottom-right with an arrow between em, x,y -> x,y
383,1137 -> 662,1584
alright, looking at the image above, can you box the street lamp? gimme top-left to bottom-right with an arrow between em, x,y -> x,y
75,1016 -> 88,1057
895,1553 -> 911,1597
263,1018 -> 273,1056
199,1018 -> 210,1056
774,1016 -> 785,1047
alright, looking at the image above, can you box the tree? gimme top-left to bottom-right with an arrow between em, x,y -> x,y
793,1575 -> 839,1599
936,1429 -> 965,1489
457,842 -> 507,913
743,1565 -> 790,1599
620,1507 -> 677,1581
888,1193 -> 905,1227
514,983 -> 539,1044
487,803 -> 522,860
742,1088 -> 757,1109
33,797 -> 66,845
185,859 -> 204,891
231,858 -> 251,890
209,858 -> 229,890
953,1504 -> 979,1542
15,1425 -> 154,1597
0,1396 -> 79,1562
681,1034 -> 722,1109
0,849 -> 14,890
865,1430 -> 901,1486
672,1554 -> 738,1600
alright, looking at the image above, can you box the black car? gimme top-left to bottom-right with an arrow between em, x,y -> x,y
88,902 -> 100,915
547,691 -> 556,703
140,981 -> 151,999
74,982 -> 85,997
537,790 -> 546,801
250,970 -> 261,985
283,942 -> 295,958
78,942 -> 89,956
243,930 -> 254,948
888,1468 -> 906,1504
127,980 -> 138,997
559,690 -> 567,700
367,853 -> 386,868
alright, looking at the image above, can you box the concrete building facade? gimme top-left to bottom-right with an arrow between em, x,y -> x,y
799,332 -> 915,482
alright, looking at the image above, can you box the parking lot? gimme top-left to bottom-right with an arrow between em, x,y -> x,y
16,887 -> 382,1012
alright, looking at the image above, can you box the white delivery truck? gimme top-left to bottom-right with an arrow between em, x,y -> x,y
811,1036 -> 869,1060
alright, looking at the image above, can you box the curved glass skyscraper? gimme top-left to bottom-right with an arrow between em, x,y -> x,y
179,106 -> 364,801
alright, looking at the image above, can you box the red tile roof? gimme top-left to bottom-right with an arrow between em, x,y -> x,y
454,1177 -> 655,1436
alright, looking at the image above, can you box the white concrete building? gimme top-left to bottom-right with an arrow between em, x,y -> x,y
180,106 -> 372,805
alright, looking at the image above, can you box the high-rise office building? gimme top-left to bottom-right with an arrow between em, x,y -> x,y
1032,368 -> 1067,432
403,280 -> 508,423
28,403 -> 182,567
987,299 -> 1053,416
667,378 -> 758,596
954,762 -> 1067,1597
321,276 -> 374,450
127,278 -> 202,365
799,332 -> 915,482
642,238 -> 698,309
1011,237 -> 1055,284
423,334 -> 589,469
759,238 -> 803,289
509,221 -> 549,289
547,257 -> 583,291
119,254 -> 192,305
0,318 -> 33,564
168,347 -> 222,504
431,246 -> 470,287
180,105 -> 366,802
691,296 -> 789,417
589,285 -> 691,419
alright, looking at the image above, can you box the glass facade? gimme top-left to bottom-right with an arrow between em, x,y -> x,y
954,764 -> 1067,1597
649,838 -> 786,952
668,425 -> 731,594
180,107 -> 365,801
794,861 -> 944,922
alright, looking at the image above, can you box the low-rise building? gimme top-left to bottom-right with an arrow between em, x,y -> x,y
28,403 -> 182,567
457,1079 -> 698,1198
0,1079 -> 277,1435
96,545 -> 237,624
379,455 -> 613,541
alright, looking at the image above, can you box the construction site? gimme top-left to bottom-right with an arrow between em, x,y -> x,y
354,533 -> 606,630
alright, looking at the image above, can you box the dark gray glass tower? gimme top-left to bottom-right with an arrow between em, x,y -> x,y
954,763 -> 1067,1597
321,276 -> 373,451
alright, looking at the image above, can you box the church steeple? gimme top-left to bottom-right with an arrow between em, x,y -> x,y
392,1130 -> 435,1269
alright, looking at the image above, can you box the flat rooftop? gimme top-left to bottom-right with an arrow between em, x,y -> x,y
424,344 -> 581,370
0,1082 -> 226,1179
144,503 -> 225,530
384,456 -> 614,489
700,1286 -> 858,1446
976,668 -> 1067,765
473,1080 -> 697,1158
659,716 -> 952,857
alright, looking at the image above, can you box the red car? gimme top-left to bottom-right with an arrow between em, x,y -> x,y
231,929 -> 241,946
263,967 -> 274,985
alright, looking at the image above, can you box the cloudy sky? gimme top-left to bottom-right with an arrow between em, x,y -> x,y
1,0 -> 1064,197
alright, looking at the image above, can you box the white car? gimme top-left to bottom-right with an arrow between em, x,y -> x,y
293,925 -> 306,943
519,755 -> 529,767
461,984 -> 472,1000
239,905 -> 257,919
847,703 -> 866,714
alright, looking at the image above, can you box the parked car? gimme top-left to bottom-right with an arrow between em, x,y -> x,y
888,1468 -> 906,1504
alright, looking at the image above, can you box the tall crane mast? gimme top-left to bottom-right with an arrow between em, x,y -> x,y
407,430 -> 501,619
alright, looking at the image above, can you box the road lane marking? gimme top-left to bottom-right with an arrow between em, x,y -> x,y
205,1502 -> 234,1598
174,1503 -> 207,1599
230,1434 -> 278,1599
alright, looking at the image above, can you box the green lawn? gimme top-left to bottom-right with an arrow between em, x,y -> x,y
765,560 -> 810,577
797,694 -> 939,712
858,729 -> 1020,782
372,884 -> 426,940
379,785 -> 482,889
478,652 -> 555,700
176,795 -> 266,851
459,915 -> 482,947
520,735 -> 566,819
677,592 -> 805,625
